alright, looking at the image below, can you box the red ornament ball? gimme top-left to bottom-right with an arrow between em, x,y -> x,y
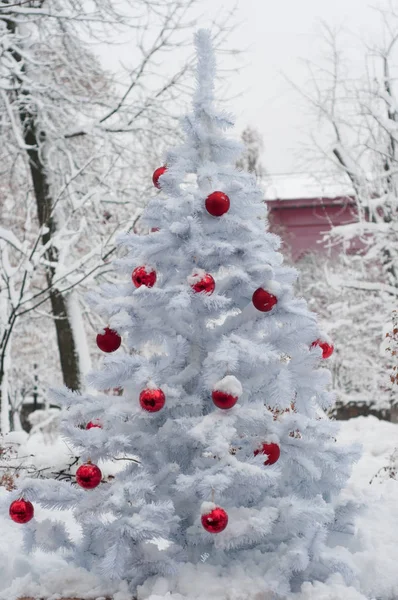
140,388 -> 166,412
96,327 -> 121,353
312,339 -> 334,359
205,191 -> 230,217
150,227 -> 160,233
212,390 -> 238,410
86,420 -> 102,430
254,442 -> 281,465
252,288 -> 278,312
9,499 -> 34,524
201,507 -> 229,533
191,273 -> 215,295
152,166 -> 167,189
132,266 -> 157,288
76,463 -> 102,489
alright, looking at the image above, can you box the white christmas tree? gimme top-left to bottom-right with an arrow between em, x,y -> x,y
7,31 -> 360,598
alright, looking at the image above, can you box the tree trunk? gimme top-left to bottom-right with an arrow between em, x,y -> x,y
4,13 -> 82,393
20,111 -> 81,392
0,347 -> 10,433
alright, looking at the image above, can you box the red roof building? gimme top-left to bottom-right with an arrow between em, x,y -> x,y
264,175 -> 358,260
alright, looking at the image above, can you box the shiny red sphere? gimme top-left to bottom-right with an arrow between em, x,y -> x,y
76,463 -> 102,489
205,191 -> 230,217
86,420 -> 102,430
132,266 -> 157,288
152,166 -> 167,189
252,288 -> 278,312
201,507 -> 229,533
254,442 -> 281,465
139,388 -> 166,412
96,327 -> 121,353
9,499 -> 34,524
212,390 -> 238,410
312,339 -> 334,359
191,273 -> 215,295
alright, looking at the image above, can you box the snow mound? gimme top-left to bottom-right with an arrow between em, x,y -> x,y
138,562 -> 277,600
297,575 -> 368,600
138,564 -> 366,600
0,565 -> 131,600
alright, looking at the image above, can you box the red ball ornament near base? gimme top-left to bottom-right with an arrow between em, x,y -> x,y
311,339 -> 334,359
9,499 -> 34,524
205,191 -> 230,217
76,463 -> 102,489
212,375 -> 242,410
201,502 -> 228,533
252,288 -> 278,312
189,270 -> 215,295
254,442 -> 280,465
152,165 -> 167,189
132,266 -> 157,288
140,387 -> 166,412
86,420 -> 102,430
96,327 -> 121,353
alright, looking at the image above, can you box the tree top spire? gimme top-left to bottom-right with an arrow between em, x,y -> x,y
193,29 -> 216,115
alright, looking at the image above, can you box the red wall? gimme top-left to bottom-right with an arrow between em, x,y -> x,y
267,196 -> 359,261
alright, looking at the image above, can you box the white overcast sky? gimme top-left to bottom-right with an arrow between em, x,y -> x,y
99,0 -> 387,175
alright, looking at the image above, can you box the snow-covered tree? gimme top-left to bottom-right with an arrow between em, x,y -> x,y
370,310 -> 398,482
8,31 -> 360,597
386,310 -> 398,391
0,0 -> 230,432
236,125 -> 265,180
296,8 -> 398,417
296,252 -> 391,417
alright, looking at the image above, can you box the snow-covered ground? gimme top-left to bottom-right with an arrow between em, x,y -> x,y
1,416 -> 398,600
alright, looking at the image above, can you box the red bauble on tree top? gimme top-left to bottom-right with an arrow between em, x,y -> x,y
205,191 -> 230,217
9,498 -> 34,524
132,266 -> 157,288
96,327 -> 121,353
212,375 -> 242,410
188,269 -> 215,295
311,338 -> 334,359
254,442 -> 280,465
139,387 -> 166,412
152,165 -> 167,189
201,502 -> 228,533
86,420 -> 102,430
76,463 -> 102,489
252,288 -> 278,313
